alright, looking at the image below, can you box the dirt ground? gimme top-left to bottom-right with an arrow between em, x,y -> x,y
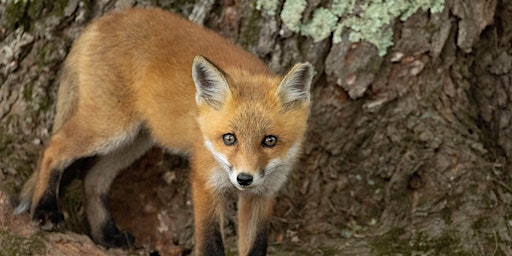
1,147 -> 340,256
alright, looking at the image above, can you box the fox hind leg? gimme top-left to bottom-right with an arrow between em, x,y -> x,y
27,115 -> 142,231
28,130 -> 84,230
85,131 -> 153,248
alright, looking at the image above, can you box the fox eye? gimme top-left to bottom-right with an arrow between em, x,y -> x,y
262,135 -> 277,148
222,133 -> 237,146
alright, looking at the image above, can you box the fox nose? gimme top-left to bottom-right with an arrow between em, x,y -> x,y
237,173 -> 253,186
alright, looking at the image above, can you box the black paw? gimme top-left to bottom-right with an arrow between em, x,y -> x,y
100,219 -> 135,248
31,196 -> 64,230
104,231 -> 135,248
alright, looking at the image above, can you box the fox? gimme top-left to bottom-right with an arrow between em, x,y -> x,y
14,7 -> 312,256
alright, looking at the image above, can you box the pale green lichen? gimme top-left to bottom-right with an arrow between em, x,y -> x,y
280,0 -> 307,33
336,1 -> 402,56
273,0 -> 446,56
301,8 -> 338,42
400,0 -> 445,20
255,0 -> 280,16
331,0 -> 356,17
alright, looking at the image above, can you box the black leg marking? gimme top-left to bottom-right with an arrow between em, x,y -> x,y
100,218 -> 135,248
33,157 -> 97,229
201,219 -> 225,256
98,194 -> 135,248
59,156 -> 96,189
32,170 -> 64,229
247,225 -> 268,256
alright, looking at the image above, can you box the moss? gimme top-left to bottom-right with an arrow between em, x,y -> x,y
0,229 -> 45,256
25,0 -> 45,20
371,228 -> 472,255
157,0 -> 195,15
439,206 -> 453,225
371,227 -> 406,253
8,155 -> 37,194
0,126 -> 14,153
472,217 -> 490,230
508,172 -> 512,189
22,84 -> 33,103
225,234 -> 342,255
4,0 -> 69,31
238,7 -> 263,50
4,0 -> 30,30
37,41 -> 59,67
27,0 -> 69,19
271,244 -> 342,255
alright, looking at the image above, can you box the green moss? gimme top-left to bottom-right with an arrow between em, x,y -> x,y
157,0 -> 195,15
4,0 -> 30,30
0,229 -> 45,256
371,227 -> 406,253
0,126 -> 14,153
1,126 -> 38,192
22,84 -> 33,102
440,207 -> 453,225
238,7 -> 263,49
371,228 -> 471,255
37,41 -> 59,67
27,0 -> 69,19
315,247 -> 343,255
271,244 -> 342,255
4,0 -> 69,31
25,0 -> 45,20
472,217 -> 490,230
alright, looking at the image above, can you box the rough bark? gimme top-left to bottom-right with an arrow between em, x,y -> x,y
1,0 -> 511,255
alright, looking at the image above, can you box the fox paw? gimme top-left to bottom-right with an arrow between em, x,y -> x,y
32,207 -> 64,230
100,220 -> 135,248
103,231 -> 135,248
31,194 -> 64,230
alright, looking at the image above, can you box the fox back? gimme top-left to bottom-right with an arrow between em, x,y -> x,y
16,7 -> 313,255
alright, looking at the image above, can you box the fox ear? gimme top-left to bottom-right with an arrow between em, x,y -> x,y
277,62 -> 313,109
192,56 -> 231,109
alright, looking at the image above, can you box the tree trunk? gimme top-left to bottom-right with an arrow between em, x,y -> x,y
1,0 -> 511,255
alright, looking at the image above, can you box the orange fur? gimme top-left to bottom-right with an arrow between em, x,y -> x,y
16,7 -> 313,255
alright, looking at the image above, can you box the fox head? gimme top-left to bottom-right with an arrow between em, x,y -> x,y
192,56 -> 313,195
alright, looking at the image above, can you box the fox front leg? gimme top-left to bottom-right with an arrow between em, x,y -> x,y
238,194 -> 274,256
192,178 -> 225,256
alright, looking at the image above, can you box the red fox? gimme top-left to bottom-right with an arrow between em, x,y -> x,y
14,7 -> 312,255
